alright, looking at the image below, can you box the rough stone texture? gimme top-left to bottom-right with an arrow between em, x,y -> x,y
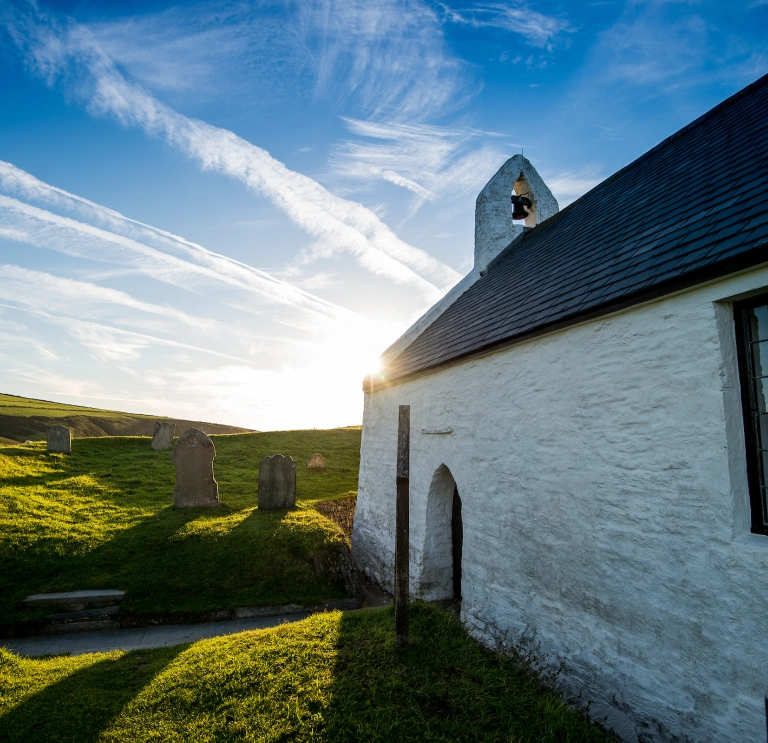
307,452 -> 327,469
173,428 -> 219,508
258,454 -> 297,509
313,544 -> 362,596
474,154 -> 558,272
315,497 -> 356,539
353,264 -> 768,743
151,421 -> 175,451
46,425 -> 71,454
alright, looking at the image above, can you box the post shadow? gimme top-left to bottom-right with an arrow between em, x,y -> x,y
0,644 -> 185,743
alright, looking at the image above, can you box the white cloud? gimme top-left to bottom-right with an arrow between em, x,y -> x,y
3,6 -> 460,301
0,264 -> 210,330
298,0 -> 472,120
544,168 -> 604,207
441,3 -> 573,48
330,118 -> 507,206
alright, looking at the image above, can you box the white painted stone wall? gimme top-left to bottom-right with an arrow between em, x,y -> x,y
352,264 -> 768,743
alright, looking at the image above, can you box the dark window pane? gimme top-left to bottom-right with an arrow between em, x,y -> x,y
747,305 -> 768,341
758,413 -> 768,449
738,298 -> 768,533
756,376 -> 768,414
751,339 -> 768,378
762,488 -> 768,526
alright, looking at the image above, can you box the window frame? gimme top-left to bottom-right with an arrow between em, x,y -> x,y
734,291 -> 768,535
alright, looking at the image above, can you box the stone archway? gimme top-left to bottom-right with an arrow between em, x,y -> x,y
419,464 -> 462,601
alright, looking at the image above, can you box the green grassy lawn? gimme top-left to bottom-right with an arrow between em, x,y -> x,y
0,604 -> 614,743
0,429 -> 361,629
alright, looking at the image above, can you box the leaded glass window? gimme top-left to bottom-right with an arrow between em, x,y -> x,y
735,294 -> 768,534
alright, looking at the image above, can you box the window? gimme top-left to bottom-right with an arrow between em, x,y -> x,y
735,293 -> 768,535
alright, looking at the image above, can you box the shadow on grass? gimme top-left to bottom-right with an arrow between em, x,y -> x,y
3,502 -> 345,628
0,645 -> 184,743
324,605 -> 615,743
1,433 -> 360,627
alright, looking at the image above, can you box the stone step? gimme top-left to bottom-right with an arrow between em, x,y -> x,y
24,590 -> 125,611
46,606 -> 121,623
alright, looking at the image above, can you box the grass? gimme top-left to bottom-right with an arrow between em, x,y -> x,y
0,604 -> 615,743
0,429 -> 361,629
0,394 -> 153,420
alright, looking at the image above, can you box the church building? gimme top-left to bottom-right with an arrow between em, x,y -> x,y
352,73 -> 768,742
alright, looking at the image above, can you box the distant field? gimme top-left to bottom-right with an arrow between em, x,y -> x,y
0,605 -> 615,743
0,393 -> 252,441
0,429 -> 361,629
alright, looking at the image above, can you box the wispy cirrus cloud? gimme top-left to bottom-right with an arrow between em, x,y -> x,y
0,161 -> 351,320
3,4 -> 460,300
298,0 -> 472,120
84,0 -> 472,121
0,192 -> 352,323
330,117 -> 507,206
440,2 -> 573,48
0,264 -> 210,331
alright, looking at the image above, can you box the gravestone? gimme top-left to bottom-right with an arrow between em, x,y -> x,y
172,428 -> 219,507
151,421 -> 176,451
307,452 -> 327,469
258,454 -> 297,509
47,425 -> 71,454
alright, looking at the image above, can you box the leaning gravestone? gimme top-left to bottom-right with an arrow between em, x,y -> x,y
258,454 -> 297,509
307,452 -> 327,469
47,425 -> 71,454
151,421 -> 176,451
172,428 -> 219,507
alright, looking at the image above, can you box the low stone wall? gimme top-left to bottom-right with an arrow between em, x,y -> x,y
315,497 -> 356,540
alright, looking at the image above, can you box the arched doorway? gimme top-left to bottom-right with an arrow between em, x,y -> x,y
420,465 -> 463,602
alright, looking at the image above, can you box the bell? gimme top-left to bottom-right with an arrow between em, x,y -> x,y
511,194 -> 532,221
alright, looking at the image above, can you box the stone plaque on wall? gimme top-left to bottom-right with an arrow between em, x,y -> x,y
258,454 -> 297,509
173,428 -> 219,508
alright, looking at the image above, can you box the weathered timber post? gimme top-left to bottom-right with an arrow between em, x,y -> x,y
395,404 -> 410,647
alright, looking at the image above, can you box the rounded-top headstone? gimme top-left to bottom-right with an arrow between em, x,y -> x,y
151,421 -> 176,451
307,453 -> 327,469
258,454 -> 297,510
172,428 -> 219,508
47,425 -> 72,454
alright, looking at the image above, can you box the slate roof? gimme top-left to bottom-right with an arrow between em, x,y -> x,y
384,72 -> 768,383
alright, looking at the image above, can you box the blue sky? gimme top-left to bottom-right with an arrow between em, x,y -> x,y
0,0 -> 766,430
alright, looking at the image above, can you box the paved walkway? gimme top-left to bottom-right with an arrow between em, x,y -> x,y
1,613 -> 309,657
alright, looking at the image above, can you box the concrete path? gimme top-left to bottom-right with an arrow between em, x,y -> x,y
1,613 -> 309,658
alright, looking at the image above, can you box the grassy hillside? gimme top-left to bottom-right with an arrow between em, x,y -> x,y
0,393 -> 252,442
0,429 -> 361,629
0,605 -> 614,743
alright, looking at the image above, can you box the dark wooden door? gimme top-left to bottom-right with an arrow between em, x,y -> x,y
451,485 -> 463,601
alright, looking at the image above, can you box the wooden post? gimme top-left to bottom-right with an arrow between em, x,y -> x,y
395,404 -> 410,648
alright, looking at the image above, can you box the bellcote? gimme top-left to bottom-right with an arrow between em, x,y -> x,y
474,155 -> 558,272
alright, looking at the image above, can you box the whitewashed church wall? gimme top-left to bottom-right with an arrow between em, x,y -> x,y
352,264 -> 768,743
